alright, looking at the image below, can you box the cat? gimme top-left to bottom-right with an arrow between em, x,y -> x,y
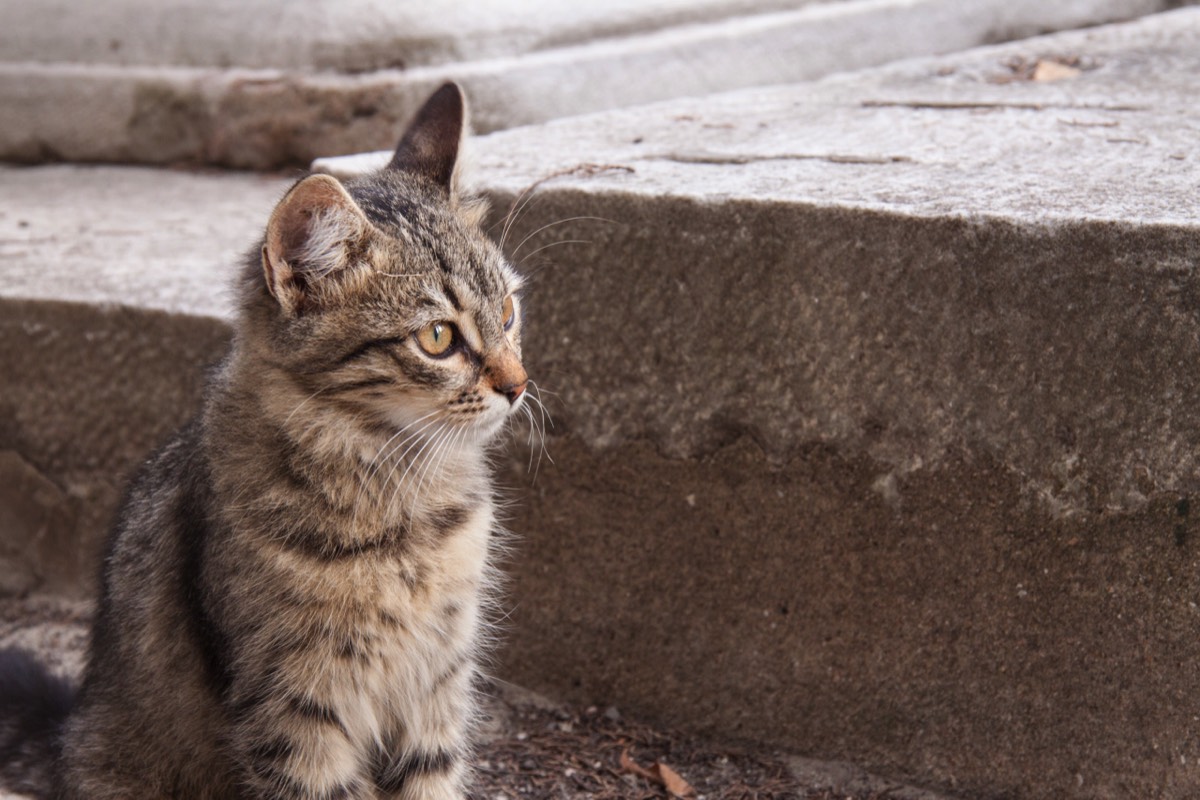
0,81 -> 529,800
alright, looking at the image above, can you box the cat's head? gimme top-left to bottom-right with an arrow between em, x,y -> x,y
244,83 -> 526,445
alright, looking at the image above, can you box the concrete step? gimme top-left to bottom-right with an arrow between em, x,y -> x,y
0,166 -> 287,595
0,0 -> 1179,168
0,593 -> 961,800
3,7 -> 1200,799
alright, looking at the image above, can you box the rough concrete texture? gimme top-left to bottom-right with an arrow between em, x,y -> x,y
0,302 -> 231,598
325,8 -> 1200,515
2,0 -> 823,71
0,166 -> 289,318
0,166 -> 291,593
331,10 -> 1198,798
3,8 -> 1200,798
0,452 -> 77,597
0,0 -> 1180,167
0,166 -> 291,595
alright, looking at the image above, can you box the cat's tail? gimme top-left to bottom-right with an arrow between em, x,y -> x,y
0,648 -> 75,798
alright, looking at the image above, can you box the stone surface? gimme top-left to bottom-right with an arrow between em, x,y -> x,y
325,8 -> 1200,517
0,166 -> 279,589
3,9 -> 1200,799
0,452 -> 77,596
0,594 -> 958,800
0,165 -> 288,318
347,10 -> 1199,798
0,302 -> 232,591
0,0 -> 1180,167
787,754 -> 962,800
1,0 -> 824,72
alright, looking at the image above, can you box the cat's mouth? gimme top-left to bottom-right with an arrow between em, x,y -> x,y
463,389 -> 527,440
369,388 -> 526,448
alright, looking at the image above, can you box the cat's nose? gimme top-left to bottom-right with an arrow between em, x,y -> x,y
497,379 -> 527,405
486,351 -> 527,405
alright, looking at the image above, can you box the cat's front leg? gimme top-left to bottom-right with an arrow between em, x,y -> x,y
373,663 -> 475,800
230,686 -> 371,800
374,747 -> 467,800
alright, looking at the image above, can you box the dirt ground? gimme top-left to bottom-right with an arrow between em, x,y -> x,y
0,595 -> 951,800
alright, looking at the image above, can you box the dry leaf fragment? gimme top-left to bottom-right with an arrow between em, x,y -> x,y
1033,59 -> 1081,82
620,748 -> 659,782
620,749 -> 697,798
656,761 -> 697,798
990,54 -> 1086,83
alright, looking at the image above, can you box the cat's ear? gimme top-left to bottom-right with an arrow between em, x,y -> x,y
387,82 -> 466,193
262,174 -> 369,314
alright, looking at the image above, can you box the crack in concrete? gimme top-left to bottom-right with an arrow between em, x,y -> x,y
861,99 -> 1146,112
643,152 -> 915,166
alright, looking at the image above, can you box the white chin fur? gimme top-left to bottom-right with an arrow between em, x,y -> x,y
473,396 -> 521,442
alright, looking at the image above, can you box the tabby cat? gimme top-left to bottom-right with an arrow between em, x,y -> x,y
0,82 -> 528,799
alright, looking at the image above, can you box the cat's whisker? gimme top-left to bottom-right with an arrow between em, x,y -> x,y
404,422 -> 463,525
519,404 -> 538,473
525,382 -> 553,444
516,239 -> 592,267
408,425 -> 452,506
382,411 -> 449,474
433,425 -> 471,498
508,216 -> 610,261
489,598 -> 522,627
529,397 -> 553,478
525,379 -> 560,400
530,366 -> 604,407
365,410 -> 443,485
284,386 -> 331,425
390,417 -> 462,521
352,410 -> 444,526
496,185 -> 546,253
381,441 -> 434,522
524,405 -> 551,480
525,380 -> 554,427
433,423 -> 470,487
361,410 -> 441,488
387,417 -> 449,511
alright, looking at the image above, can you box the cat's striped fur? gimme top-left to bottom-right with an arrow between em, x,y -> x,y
1,83 -> 528,799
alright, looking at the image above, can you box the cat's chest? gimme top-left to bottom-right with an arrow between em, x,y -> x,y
375,501 -> 493,619
305,501 -> 493,743
347,500 -> 493,661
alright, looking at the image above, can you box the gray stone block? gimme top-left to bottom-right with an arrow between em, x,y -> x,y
325,7 -> 1200,517
0,451 -> 77,596
323,9 -> 1200,797
0,0 -> 1180,167
0,166 -> 268,593
1,0 -> 829,72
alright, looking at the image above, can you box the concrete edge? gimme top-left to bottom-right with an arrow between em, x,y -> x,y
0,0 -> 1176,167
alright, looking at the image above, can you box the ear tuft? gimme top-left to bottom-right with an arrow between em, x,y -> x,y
262,174 -> 368,314
388,82 -> 466,193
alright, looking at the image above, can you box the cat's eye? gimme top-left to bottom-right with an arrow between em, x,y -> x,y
502,295 -> 516,331
416,321 -> 455,357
